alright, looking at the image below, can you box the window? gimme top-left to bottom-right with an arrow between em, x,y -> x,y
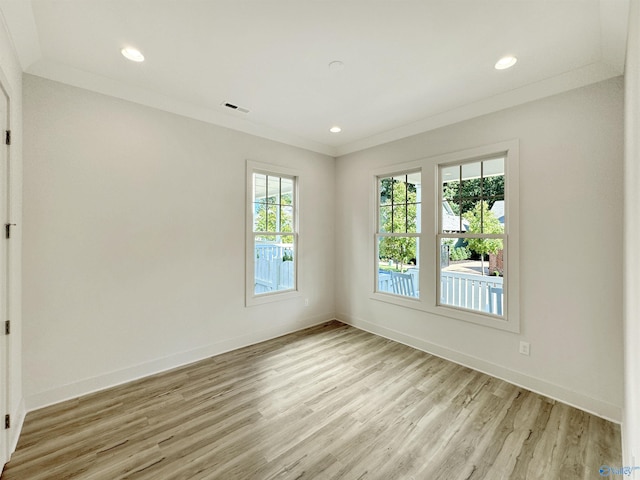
246,161 -> 299,305
439,157 -> 506,317
376,171 -> 421,299
370,140 -> 519,332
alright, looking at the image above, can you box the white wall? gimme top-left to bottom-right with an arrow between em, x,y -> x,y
22,75 -> 335,409
335,77 -> 624,421
624,0 -> 640,470
0,10 -> 23,460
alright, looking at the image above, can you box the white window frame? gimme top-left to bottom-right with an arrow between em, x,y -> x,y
374,169 -> 422,302
370,140 -> 520,332
245,160 -> 301,307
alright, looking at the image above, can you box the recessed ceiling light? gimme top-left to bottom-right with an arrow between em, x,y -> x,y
330,126 -> 342,133
121,47 -> 145,62
495,56 -> 517,70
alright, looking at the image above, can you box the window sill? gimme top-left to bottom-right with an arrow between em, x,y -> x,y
370,291 -> 519,333
246,289 -> 301,307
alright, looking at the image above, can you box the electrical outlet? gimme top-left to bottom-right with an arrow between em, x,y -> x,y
304,298 -> 309,307
519,341 -> 530,356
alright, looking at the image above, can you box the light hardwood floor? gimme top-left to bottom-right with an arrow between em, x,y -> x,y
1,321 -> 621,480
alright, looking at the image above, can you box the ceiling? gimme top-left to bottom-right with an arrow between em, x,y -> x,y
0,0 -> 630,156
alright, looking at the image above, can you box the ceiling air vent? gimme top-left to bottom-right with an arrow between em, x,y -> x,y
222,102 -> 250,114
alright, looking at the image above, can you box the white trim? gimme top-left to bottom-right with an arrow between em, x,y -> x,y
19,60 -> 620,158
336,62 -> 621,156
623,0 -> 640,469
26,313 -> 335,412
336,314 -> 622,424
7,398 -> 25,456
0,0 -> 41,70
25,62 -> 337,157
0,61 -> 12,469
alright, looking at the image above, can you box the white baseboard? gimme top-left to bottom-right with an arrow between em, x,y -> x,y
26,313 -> 335,412
25,311 -> 621,423
336,312 -> 622,424
7,397 -> 26,461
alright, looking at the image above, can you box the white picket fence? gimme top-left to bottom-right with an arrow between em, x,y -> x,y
440,271 -> 503,315
378,269 -> 504,315
255,243 -> 294,294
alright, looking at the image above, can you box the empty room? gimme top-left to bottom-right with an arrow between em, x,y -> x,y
1,1 -> 639,479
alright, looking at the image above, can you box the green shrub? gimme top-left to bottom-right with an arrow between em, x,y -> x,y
450,246 -> 471,261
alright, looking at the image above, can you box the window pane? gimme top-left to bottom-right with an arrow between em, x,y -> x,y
267,176 -> 280,204
441,165 -> 459,189
392,204 -> 407,233
253,203 -> 278,232
460,162 -> 482,213
393,175 -> 407,200
407,171 -> 421,188
254,173 -> 267,204
488,197 -> 505,229
280,177 -> 293,205
483,172 -> 505,200
407,202 -> 419,233
406,178 -> 420,233
380,178 -> 393,206
253,203 -> 266,232
439,237 -> 504,316
379,205 -> 392,233
254,235 -> 295,295
484,157 -> 504,182
464,200 -> 504,235
442,179 -> 459,205
281,206 -> 293,233
442,200 -> 464,233
484,157 -> 505,225
377,236 -> 419,298
461,161 -> 482,182
266,204 -> 277,232
441,166 -> 462,233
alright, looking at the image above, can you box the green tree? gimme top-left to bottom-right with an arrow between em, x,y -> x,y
254,194 -> 293,233
463,202 -> 503,275
443,176 -> 504,215
379,179 -> 418,271
379,237 -> 417,272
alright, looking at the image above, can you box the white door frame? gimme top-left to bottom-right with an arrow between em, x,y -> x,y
0,75 -> 11,471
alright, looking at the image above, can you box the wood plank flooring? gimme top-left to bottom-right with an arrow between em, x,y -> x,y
1,321 -> 621,480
